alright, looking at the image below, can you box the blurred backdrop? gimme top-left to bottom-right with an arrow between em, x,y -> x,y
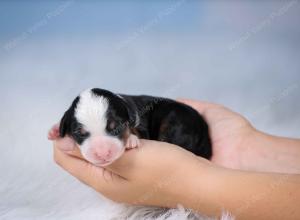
0,0 -> 299,219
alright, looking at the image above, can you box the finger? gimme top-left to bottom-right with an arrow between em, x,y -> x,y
53,145 -> 125,193
106,147 -> 138,177
48,132 -> 59,140
177,98 -> 221,114
54,139 -> 83,159
47,123 -> 60,140
105,139 -> 166,179
48,132 -> 57,140
54,136 -> 77,152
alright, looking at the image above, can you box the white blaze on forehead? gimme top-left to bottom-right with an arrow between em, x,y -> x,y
75,89 -> 108,135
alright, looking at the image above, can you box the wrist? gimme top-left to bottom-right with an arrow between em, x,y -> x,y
174,157 -> 223,217
240,129 -> 300,173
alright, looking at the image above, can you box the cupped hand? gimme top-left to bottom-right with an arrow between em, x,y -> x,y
50,98 -> 300,217
53,137 -> 211,207
178,99 -> 255,170
50,98 -> 256,207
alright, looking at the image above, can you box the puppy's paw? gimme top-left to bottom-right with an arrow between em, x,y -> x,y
125,134 -> 140,149
48,123 -> 60,140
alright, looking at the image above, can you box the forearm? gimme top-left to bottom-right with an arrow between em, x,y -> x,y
180,162 -> 300,219
242,130 -> 300,173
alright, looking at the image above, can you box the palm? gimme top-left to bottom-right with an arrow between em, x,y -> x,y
179,99 -> 254,169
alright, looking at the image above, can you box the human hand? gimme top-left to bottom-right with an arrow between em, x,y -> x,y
52,136 -> 300,220
49,98 -> 256,174
53,137 -> 212,207
178,99 -> 255,170
50,98 -> 300,218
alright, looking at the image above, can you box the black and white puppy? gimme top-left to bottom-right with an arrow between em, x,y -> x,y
51,88 -> 212,166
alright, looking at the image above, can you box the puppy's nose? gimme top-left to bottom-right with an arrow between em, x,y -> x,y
87,136 -> 122,164
93,147 -> 112,161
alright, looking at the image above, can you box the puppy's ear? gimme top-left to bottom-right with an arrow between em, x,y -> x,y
59,97 -> 79,137
128,106 -> 137,128
121,98 -> 138,128
59,109 -> 73,137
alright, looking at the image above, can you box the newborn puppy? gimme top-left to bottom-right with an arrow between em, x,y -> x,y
49,88 -> 212,166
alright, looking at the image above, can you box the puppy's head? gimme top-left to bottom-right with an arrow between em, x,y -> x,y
59,88 -> 135,166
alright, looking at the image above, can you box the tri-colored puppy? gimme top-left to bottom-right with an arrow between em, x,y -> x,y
48,88 -> 212,166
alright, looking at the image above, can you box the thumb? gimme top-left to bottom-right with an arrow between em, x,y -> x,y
105,139 -> 176,179
105,144 -> 140,179
104,139 -> 158,178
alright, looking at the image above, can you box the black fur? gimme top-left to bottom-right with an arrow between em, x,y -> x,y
59,96 -> 80,137
121,95 -> 212,159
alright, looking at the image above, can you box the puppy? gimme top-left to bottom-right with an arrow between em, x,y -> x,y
48,88 -> 212,166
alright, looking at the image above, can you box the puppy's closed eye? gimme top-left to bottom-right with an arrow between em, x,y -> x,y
79,127 -> 88,136
107,119 -> 125,137
107,120 -> 116,131
73,126 -> 89,139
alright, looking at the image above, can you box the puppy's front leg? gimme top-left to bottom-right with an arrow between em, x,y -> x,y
125,134 -> 140,149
